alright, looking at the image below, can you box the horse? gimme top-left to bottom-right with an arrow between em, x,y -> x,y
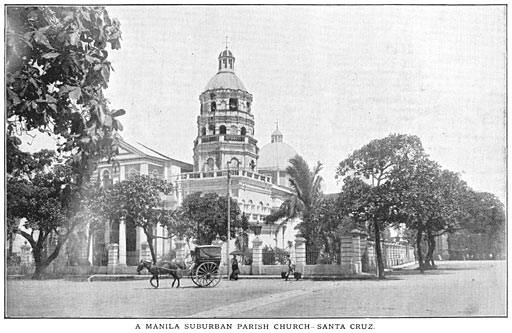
136,259 -> 184,289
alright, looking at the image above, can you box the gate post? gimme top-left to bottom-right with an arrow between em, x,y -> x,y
107,243 -> 119,274
294,237 -> 306,276
351,229 -> 362,275
251,237 -> 263,275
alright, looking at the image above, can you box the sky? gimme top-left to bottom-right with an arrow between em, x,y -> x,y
20,5 -> 507,201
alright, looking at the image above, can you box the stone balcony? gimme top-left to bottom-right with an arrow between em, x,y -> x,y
176,168 -> 272,184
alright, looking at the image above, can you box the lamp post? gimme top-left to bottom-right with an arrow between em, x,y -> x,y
226,161 -> 231,279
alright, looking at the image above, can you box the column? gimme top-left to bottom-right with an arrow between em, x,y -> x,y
118,217 -> 127,266
340,236 -> 353,275
175,239 -> 186,262
251,237 -> 263,275
107,243 -> 119,274
88,230 -> 94,265
119,165 -> 126,181
140,242 -> 151,261
351,230 -> 361,275
294,236 -> 306,276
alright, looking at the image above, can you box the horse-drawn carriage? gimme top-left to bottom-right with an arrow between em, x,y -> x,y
137,245 -> 222,288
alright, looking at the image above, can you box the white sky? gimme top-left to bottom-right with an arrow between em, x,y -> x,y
20,5 -> 507,202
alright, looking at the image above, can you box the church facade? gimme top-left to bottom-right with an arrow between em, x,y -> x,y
91,47 -> 300,266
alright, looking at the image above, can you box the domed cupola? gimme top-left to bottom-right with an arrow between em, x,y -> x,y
193,47 -> 258,173
258,125 -> 298,187
218,48 -> 235,73
204,48 -> 247,92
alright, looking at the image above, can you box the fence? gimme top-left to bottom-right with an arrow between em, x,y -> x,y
262,251 -> 289,265
306,251 -> 339,265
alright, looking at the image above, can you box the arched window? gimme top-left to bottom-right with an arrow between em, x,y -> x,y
249,160 -> 255,171
230,125 -> 238,135
241,127 -> 247,136
201,127 -> 206,136
229,59 -> 233,69
128,168 -> 139,180
229,98 -> 238,111
206,158 -> 215,171
151,169 -> 160,179
219,125 -> 227,134
101,169 -> 111,187
248,200 -> 254,212
229,158 -> 239,168
211,102 -> 216,112
208,124 -> 215,135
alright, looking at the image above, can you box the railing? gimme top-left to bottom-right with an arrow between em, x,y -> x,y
306,252 -> 339,265
178,169 -> 272,183
262,252 -> 289,265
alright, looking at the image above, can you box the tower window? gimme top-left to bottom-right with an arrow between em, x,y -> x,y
219,125 -> 227,134
211,102 -> 216,112
218,60 -> 221,71
249,160 -> 255,171
207,158 -> 215,171
229,59 -> 233,69
208,124 -> 215,135
201,127 -> 206,136
229,98 -> 238,111
241,127 -> 247,136
223,59 -> 227,68
246,102 -> 251,111
230,158 -> 239,168
230,125 -> 238,135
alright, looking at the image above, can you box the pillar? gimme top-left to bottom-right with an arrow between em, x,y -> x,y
340,236 -> 353,275
118,217 -> 127,266
251,237 -> 263,275
107,243 -> 119,274
351,230 -> 362,275
212,236 -> 225,264
294,236 -> 306,275
140,242 -> 151,261
175,239 -> 186,262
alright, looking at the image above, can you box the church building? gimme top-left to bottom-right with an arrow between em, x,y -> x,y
92,47 -> 300,265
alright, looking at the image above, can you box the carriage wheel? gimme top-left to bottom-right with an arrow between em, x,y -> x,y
194,262 -> 221,288
191,271 -> 200,286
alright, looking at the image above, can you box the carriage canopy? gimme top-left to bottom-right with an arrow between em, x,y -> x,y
195,245 -> 222,263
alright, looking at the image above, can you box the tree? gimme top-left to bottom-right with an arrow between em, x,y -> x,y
266,155 -> 324,251
336,134 -> 425,279
7,150 -> 82,278
6,6 -> 124,185
6,7 -> 124,276
178,192 -> 242,245
307,194 -> 354,264
99,175 -> 173,264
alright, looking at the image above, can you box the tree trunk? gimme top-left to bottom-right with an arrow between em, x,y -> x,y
416,229 -> 424,271
424,230 -> 436,269
374,219 -> 385,279
144,231 -> 157,264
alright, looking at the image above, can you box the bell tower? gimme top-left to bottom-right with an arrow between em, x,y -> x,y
193,48 -> 259,172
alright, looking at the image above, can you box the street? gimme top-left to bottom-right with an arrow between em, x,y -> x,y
5,260 -> 506,318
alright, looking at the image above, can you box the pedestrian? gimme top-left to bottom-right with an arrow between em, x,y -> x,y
230,255 -> 239,281
285,254 -> 294,281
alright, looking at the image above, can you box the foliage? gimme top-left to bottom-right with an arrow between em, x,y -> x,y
266,155 -> 324,251
96,175 -> 173,263
336,134 -> 426,278
178,192 -> 242,245
262,246 -> 289,265
6,150 -> 82,278
6,6 -> 124,186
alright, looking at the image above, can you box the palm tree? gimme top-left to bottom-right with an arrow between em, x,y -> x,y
265,155 -> 323,248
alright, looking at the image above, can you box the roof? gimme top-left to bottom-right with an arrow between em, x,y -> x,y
204,72 -> 247,92
117,136 -> 193,169
258,141 -> 298,171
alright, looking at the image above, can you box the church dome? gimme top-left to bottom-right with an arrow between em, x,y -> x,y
204,47 -> 247,92
258,128 -> 297,171
204,72 -> 247,91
